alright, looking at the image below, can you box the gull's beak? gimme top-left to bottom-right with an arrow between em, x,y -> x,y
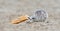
11,15 -> 29,24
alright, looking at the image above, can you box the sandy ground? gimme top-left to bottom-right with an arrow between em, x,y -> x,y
0,0 -> 60,31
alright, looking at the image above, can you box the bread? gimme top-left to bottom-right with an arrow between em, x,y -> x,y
11,15 -> 29,24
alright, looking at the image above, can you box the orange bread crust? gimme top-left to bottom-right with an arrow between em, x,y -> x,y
11,15 -> 29,24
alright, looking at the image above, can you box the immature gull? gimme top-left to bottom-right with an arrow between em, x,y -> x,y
27,9 -> 48,23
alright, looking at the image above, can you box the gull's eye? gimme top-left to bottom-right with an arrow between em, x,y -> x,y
32,17 -> 35,19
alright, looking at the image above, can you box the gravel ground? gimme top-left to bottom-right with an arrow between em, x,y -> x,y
0,0 -> 60,31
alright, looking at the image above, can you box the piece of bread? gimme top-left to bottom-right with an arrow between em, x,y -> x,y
11,15 -> 29,24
